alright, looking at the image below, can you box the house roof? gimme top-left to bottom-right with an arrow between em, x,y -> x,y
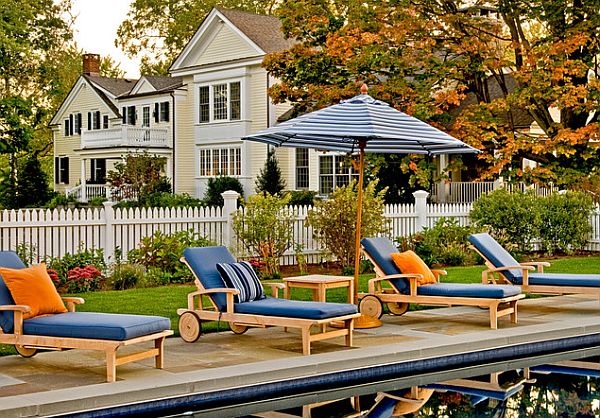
142,76 -> 184,92
83,75 -> 138,97
216,8 -> 295,54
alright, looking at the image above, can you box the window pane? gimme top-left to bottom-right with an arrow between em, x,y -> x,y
199,86 -> 209,123
230,82 -> 240,120
221,148 -> 229,175
296,149 -> 309,189
212,149 -> 220,175
103,115 -> 108,129
142,107 -> 150,127
234,148 -> 241,175
319,156 -> 333,174
160,101 -> 169,122
213,84 -> 227,120
319,176 -> 333,195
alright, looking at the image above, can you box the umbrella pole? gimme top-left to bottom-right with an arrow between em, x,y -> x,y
353,140 -> 382,329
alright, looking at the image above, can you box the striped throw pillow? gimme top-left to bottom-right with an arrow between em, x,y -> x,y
216,261 -> 264,303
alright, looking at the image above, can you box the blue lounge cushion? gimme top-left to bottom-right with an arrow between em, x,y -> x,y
217,261 -> 264,303
468,233 -> 523,283
22,312 -> 171,341
361,237 -> 409,293
425,383 -> 523,401
0,251 -> 28,333
183,246 -> 236,311
417,282 -> 521,298
234,297 -> 357,320
469,233 -> 600,287
367,396 -> 397,418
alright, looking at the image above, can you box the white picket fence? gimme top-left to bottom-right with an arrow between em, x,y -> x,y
0,191 -> 598,265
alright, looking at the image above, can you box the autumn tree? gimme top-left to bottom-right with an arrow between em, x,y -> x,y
265,0 -> 600,187
116,0 -> 281,74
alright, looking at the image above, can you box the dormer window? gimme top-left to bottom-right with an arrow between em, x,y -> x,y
198,81 -> 241,124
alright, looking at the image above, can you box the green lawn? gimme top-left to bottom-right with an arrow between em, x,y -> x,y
2,255 -> 599,357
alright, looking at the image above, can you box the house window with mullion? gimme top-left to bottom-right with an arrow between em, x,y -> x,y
296,148 -> 309,189
229,82 -> 240,120
213,84 -> 228,121
199,86 -> 209,123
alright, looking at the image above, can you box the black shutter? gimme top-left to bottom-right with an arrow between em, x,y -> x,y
68,114 -> 73,136
54,157 -> 59,183
62,157 -> 69,184
122,107 -> 127,124
88,112 -> 92,130
76,113 -> 82,134
154,103 -> 159,123
64,120 -> 69,136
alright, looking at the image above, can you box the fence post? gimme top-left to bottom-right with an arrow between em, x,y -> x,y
413,190 -> 430,232
221,190 -> 240,248
102,201 -> 116,264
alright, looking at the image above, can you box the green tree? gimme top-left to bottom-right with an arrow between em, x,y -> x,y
255,148 -> 286,195
106,153 -> 170,202
116,0 -> 281,72
307,180 -> 387,271
265,0 -> 600,187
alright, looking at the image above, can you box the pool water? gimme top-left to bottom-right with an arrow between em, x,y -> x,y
237,361 -> 600,418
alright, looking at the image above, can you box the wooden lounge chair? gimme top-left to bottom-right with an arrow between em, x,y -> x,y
0,251 -> 173,382
359,237 -> 525,329
469,232 -> 600,296
177,246 -> 359,355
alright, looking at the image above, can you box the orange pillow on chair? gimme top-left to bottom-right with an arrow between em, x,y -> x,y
0,263 -> 67,319
390,251 -> 436,286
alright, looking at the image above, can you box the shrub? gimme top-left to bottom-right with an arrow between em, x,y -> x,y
46,247 -> 106,292
87,196 -> 107,207
399,217 -> 477,266
203,176 -> 245,207
537,191 -> 594,255
127,229 -> 213,283
232,193 -> 294,278
141,267 -> 172,287
109,263 -> 146,290
65,265 -> 103,293
255,148 -> 285,195
307,180 -> 387,271
470,189 -> 540,252
284,190 -> 317,206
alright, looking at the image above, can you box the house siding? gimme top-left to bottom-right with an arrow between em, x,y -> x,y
174,77 -> 196,196
196,24 -> 259,66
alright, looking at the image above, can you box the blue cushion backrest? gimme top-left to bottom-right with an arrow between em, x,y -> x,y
468,233 -> 522,282
0,251 -> 27,333
183,246 -> 236,311
361,237 -> 409,293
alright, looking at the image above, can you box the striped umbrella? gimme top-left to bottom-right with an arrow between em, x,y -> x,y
242,85 -> 479,326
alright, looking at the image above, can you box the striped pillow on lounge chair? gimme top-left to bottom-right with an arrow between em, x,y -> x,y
217,262 -> 264,303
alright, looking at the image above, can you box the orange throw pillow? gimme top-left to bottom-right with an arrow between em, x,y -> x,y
0,263 -> 67,319
390,251 -> 436,286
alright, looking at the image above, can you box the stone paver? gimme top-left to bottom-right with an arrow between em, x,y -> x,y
1,295 -> 600,416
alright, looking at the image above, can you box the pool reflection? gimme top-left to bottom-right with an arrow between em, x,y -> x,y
247,359 -> 600,418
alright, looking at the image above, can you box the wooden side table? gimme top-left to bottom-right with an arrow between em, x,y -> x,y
283,274 -> 354,303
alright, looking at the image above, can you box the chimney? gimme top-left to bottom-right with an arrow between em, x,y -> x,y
82,53 -> 101,76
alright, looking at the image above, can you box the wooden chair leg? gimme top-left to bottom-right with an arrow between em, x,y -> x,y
345,319 -> 354,348
155,336 -> 165,369
106,350 -> 117,382
489,304 -> 498,330
302,327 -> 311,355
511,301 -> 518,324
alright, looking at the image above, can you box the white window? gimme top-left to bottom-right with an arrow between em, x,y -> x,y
198,81 -> 242,124
142,106 -> 150,127
296,148 -> 309,189
199,147 -> 241,177
319,155 -> 358,194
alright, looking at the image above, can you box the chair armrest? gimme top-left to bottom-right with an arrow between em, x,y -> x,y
62,297 -> 85,312
521,261 -> 551,272
368,274 -> 423,294
264,283 -> 284,299
0,305 -> 31,312
198,288 -> 240,295
431,269 -> 447,281
482,265 -> 534,286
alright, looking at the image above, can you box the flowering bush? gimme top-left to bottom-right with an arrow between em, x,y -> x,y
47,268 -> 60,287
65,265 -> 103,293
247,258 -> 267,279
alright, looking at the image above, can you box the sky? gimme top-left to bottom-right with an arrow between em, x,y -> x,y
71,0 -> 140,78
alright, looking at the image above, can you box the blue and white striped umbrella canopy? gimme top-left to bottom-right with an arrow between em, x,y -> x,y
242,91 -> 479,155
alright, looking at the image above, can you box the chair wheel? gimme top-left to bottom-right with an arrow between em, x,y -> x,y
15,345 -> 37,358
387,302 -> 410,316
229,323 -> 248,334
178,311 -> 202,343
359,295 -> 383,319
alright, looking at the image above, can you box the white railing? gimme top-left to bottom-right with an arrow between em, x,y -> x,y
431,181 -> 559,203
66,185 -> 108,202
2,192 -> 599,266
81,126 -> 171,149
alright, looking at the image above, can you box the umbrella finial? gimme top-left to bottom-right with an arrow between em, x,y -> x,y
360,84 -> 368,95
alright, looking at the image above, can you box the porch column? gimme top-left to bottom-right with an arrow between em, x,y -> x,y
437,154 -> 449,203
166,157 -> 173,187
81,159 -> 87,203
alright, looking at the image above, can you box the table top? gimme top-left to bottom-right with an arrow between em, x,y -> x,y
283,274 -> 353,284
